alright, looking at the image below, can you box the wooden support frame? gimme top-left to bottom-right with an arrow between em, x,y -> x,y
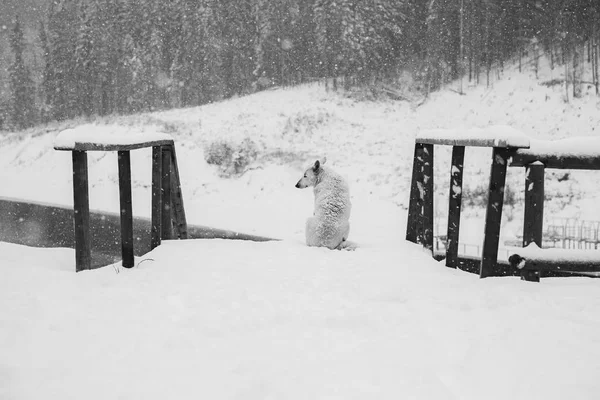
56,135 -> 187,272
480,147 -> 510,278
72,151 -> 91,272
521,162 -> 545,282
408,134 -> 600,282
445,146 -> 465,268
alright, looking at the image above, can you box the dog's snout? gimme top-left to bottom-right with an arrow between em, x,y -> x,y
295,181 -> 301,188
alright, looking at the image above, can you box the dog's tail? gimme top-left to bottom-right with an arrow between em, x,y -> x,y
336,240 -> 357,251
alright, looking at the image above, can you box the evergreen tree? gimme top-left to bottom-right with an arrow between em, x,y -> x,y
38,21 -> 53,122
46,0 -> 78,120
8,16 -> 36,129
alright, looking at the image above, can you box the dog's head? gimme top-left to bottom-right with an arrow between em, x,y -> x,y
295,158 -> 326,189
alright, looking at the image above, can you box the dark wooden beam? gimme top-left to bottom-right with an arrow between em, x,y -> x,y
509,252 -> 600,273
55,139 -> 174,152
521,162 -> 545,282
422,144 -> 435,252
118,150 -> 135,268
480,147 -> 510,278
72,151 -> 91,272
161,146 -> 173,240
169,145 -> 188,239
446,146 -> 465,268
510,153 -> 600,170
406,143 -> 424,244
151,146 -> 162,249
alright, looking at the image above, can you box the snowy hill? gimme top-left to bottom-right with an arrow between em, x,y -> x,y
1,58 -> 599,246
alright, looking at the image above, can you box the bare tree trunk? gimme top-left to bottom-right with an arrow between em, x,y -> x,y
573,42 -> 583,98
592,31 -> 597,95
459,0 -> 464,94
532,40 -> 539,79
592,22 -> 600,95
550,40 -> 555,71
565,55 -> 570,102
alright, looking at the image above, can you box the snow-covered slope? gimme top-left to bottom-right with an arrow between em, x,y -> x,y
1,57 -> 599,246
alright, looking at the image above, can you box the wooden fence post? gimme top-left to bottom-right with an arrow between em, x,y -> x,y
118,150 -> 134,268
421,144 -> 435,252
446,145 -> 465,268
522,162 -> 545,282
406,142 -> 424,244
72,151 -> 91,272
151,146 -> 162,249
161,146 -> 173,240
480,147 -> 510,278
169,145 -> 188,239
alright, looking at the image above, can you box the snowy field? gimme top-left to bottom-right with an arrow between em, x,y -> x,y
3,238 -> 600,400
2,58 -> 600,398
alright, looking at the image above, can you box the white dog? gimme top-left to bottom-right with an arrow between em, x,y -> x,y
295,158 -> 352,250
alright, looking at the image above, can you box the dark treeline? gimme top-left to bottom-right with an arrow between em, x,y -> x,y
2,0 -> 600,130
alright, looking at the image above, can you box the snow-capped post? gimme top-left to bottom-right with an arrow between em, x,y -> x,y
522,162 -> 545,282
480,147 -> 510,278
446,145 -> 465,268
421,143 -> 435,252
406,143 -> 425,244
151,146 -> 163,249
118,151 -> 134,269
161,146 -> 173,240
72,150 -> 92,272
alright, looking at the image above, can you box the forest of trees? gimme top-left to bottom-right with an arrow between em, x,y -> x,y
1,0 -> 599,130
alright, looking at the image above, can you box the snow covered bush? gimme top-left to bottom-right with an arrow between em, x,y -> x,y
204,138 -> 258,176
282,108 -> 331,137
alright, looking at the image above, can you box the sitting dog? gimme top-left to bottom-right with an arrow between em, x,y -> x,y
295,158 -> 352,249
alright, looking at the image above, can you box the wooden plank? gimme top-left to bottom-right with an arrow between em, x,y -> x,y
445,145 -> 465,268
161,146 -> 173,240
522,162 -> 545,282
480,147 -> 510,278
55,139 -> 174,152
416,127 -> 530,148
169,145 -> 188,239
151,146 -> 162,249
416,137 -> 528,148
72,151 -> 91,272
510,153 -> 600,170
406,143 -> 424,243
118,150 -> 135,268
422,143 -> 434,252
509,248 -> 600,273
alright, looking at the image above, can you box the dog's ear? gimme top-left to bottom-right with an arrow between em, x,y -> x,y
313,160 -> 320,171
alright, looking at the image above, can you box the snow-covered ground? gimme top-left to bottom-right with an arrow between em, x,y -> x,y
2,57 -> 600,398
3,238 -> 600,400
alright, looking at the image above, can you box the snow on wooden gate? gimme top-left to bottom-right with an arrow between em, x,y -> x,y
406,127 -> 600,282
54,127 -> 188,272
